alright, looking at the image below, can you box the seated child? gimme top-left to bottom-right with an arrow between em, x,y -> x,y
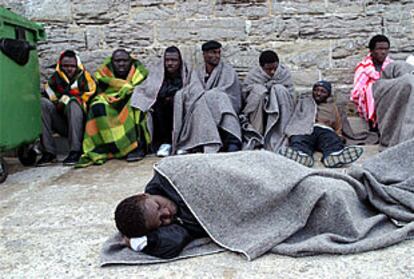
279,80 -> 363,168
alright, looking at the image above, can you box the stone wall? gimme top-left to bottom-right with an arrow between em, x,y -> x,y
2,0 -> 414,112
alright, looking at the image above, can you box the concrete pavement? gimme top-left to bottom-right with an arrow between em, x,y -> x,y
1,146 -> 413,278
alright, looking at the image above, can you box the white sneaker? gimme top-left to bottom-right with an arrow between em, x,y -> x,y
156,144 -> 172,157
176,149 -> 188,155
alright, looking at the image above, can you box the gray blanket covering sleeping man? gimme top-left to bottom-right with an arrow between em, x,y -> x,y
101,138 -> 414,266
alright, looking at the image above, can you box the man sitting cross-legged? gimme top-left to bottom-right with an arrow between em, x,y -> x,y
280,80 -> 363,168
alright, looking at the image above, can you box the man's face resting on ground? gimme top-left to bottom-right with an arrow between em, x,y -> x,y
142,193 -> 177,230
115,193 -> 178,238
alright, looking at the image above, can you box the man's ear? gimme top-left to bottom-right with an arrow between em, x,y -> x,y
136,193 -> 148,198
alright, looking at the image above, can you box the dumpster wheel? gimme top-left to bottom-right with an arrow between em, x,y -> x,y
0,157 -> 8,183
17,145 -> 38,166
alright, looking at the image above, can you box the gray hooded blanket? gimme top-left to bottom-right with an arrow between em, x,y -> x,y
172,61 -> 242,153
130,53 -> 190,140
101,139 -> 414,266
373,61 -> 414,149
241,64 -> 295,151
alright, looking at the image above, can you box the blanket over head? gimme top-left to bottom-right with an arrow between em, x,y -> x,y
129,54 -> 190,142
77,57 -> 149,167
101,139 -> 414,265
241,64 -> 295,151
130,55 -> 190,112
44,52 -> 96,112
172,61 -> 242,153
373,61 -> 414,149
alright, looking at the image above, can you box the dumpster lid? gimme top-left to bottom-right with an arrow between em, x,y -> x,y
0,7 -> 46,41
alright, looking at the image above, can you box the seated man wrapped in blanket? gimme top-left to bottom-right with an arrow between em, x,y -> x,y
281,80 -> 363,168
101,139 -> 414,264
38,50 -> 96,166
240,50 -> 295,151
172,40 -> 242,154
77,49 -> 149,167
351,34 -> 414,149
130,46 -> 191,158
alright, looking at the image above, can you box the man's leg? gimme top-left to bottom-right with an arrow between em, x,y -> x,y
219,128 -> 241,152
152,98 -> 174,157
38,98 -> 65,165
316,127 -> 363,168
279,133 -> 316,167
62,101 -> 84,165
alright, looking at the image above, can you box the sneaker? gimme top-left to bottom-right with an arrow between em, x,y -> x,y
37,152 -> 57,167
176,149 -> 188,155
63,151 -> 82,166
323,146 -> 364,168
278,146 -> 314,167
156,144 -> 172,157
126,148 -> 145,162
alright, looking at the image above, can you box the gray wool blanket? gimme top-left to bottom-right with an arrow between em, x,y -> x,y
285,93 -> 378,145
373,61 -> 414,148
130,56 -> 190,140
172,61 -> 242,153
101,139 -> 414,265
241,64 -> 295,151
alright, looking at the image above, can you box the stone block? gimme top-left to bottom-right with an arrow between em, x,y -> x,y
157,18 -> 247,42
298,15 -> 383,39
326,0 -> 365,14
321,68 -> 354,85
85,26 -> 106,50
0,0 -> 27,16
215,1 -> 269,19
131,5 -> 175,23
249,17 -> 300,40
130,0 -> 175,7
291,70 -> 321,88
104,21 -> 154,48
176,0 -> 214,19
72,0 -> 129,24
25,0 -> 71,21
272,0 -> 326,15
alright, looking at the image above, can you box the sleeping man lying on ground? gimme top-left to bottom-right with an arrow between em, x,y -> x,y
106,140 -> 414,264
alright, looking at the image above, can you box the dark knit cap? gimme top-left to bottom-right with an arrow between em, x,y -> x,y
313,80 -> 332,95
202,40 -> 222,51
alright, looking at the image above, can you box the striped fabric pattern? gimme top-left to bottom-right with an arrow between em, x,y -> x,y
350,54 -> 392,123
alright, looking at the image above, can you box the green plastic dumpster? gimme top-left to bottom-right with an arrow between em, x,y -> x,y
0,7 -> 46,182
